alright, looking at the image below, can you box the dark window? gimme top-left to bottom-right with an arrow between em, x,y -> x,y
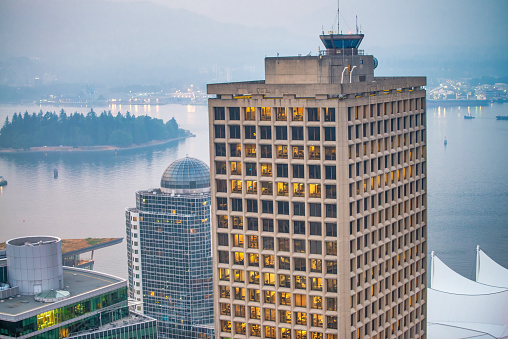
325,127 -> 336,141
231,198 -> 243,212
275,126 -> 288,140
294,258 -> 306,271
261,145 -> 272,158
229,125 -> 241,139
325,147 -> 336,160
278,201 -> 290,215
247,199 -> 258,213
217,197 -> 227,210
245,126 -> 256,139
325,166 -> 336,180
230,143 -> 241,157
215,143 -> 226,157
308,165 -> 321,179
326,204 -> 337,218
294,239 -> 305,253
293,202 -> 305,216
245,163 -> 257,176
308,108 -> 319,121
293,164 -> 304,178
263,237 -> 274,250
278,219 -> 290,233
248,218 -> 258,231
325,185 -> 337,199
216,179 -> 227,192
262,200 -> 273,214
229,107 -> 240,120
218,251 -> 229,263
309,203 -> 321,217
294,221 -> 305,234
214,107 -> 225,120
263,219 -> 274,232
326,223 -> 337,236
310,222 -> 322,235
309,241 -> 322,254
308,127 -> 320,141
277,164 -> 288,178
278,238 -> 290,252
214,124 -> 225,138
218,233 -> 228,246
326,261 -> 337,274
216,161 -> 226,174
279,256 -> 290,270
260,126 -> 272,139
324,108 -> 335,122
292,127 -> 304,140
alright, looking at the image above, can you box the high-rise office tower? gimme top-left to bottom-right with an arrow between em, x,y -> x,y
126,157 -> 214,339
208,32 -> 427,339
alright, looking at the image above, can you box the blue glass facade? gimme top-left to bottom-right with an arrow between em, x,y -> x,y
126,157 -> 214,339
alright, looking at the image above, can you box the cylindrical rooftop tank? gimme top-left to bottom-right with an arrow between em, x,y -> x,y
6,236 -> 64,295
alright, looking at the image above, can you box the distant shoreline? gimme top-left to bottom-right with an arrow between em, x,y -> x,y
0,135 -> 195,154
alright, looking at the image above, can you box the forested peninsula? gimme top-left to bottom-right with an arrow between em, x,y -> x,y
0,109 -> 192,150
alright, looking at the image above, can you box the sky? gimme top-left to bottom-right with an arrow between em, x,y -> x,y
1,0 -> 507,87
111,0 -> 508,53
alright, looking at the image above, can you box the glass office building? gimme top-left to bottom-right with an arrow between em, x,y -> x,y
126,157 -> 214,339
0,236 -> 156,339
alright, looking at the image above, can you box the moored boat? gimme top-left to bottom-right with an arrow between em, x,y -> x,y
464,114 -> 475,119
496,115 -> 508,120
0,176 -> 7,186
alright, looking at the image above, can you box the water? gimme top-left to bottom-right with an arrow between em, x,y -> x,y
426,103 -> 508,278
0,103 -> 210,279
0,102 -> 507,280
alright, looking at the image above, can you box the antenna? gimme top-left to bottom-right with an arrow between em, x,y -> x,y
337,0 -> 340,34
356,15 -> 358,34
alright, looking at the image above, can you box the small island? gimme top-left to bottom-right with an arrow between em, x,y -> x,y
0,109 -> 193,151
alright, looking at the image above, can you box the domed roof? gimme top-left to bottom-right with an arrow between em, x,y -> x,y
161,157 -> 210,191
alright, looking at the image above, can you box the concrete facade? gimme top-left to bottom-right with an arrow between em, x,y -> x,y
208,37 -> 427,339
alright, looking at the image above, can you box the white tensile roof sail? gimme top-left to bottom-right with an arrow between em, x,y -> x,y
427,249 -> 508,339
476,246 -> 508,289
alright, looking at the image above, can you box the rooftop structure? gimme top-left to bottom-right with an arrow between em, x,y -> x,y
160,156 -> 211,193
0,237 -> 123,270
208,30 -> 427,339
0,235 -> 156,338
126,157 -> 214,339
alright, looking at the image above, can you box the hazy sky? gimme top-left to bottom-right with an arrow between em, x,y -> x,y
2,0 -> 507,86
109,0 -> 508,53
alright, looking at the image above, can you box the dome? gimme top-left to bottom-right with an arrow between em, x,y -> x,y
161,157 -> 210,193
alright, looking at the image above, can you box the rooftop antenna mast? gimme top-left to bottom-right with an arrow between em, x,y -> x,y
337,0 -> 340,34
356,15 -> 358,34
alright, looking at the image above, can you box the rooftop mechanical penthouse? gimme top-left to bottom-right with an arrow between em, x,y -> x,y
208,32 -> 427,339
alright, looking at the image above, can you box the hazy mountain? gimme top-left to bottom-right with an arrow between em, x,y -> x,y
0,0 -> 314,86
1,0 -> 507,88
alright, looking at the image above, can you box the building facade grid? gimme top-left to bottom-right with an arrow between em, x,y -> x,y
208,77 -> 427,339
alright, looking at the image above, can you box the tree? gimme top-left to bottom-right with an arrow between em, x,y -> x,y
109,129 -> 133,147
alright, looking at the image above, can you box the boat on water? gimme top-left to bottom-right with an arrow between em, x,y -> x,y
54,169 -> 58,179
0,176 -> 7,186
444,137 -> 448,145
464,114 -> 475,119
496,115 -> 508,120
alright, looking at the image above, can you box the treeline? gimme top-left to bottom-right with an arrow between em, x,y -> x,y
0,109 -> 190,149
